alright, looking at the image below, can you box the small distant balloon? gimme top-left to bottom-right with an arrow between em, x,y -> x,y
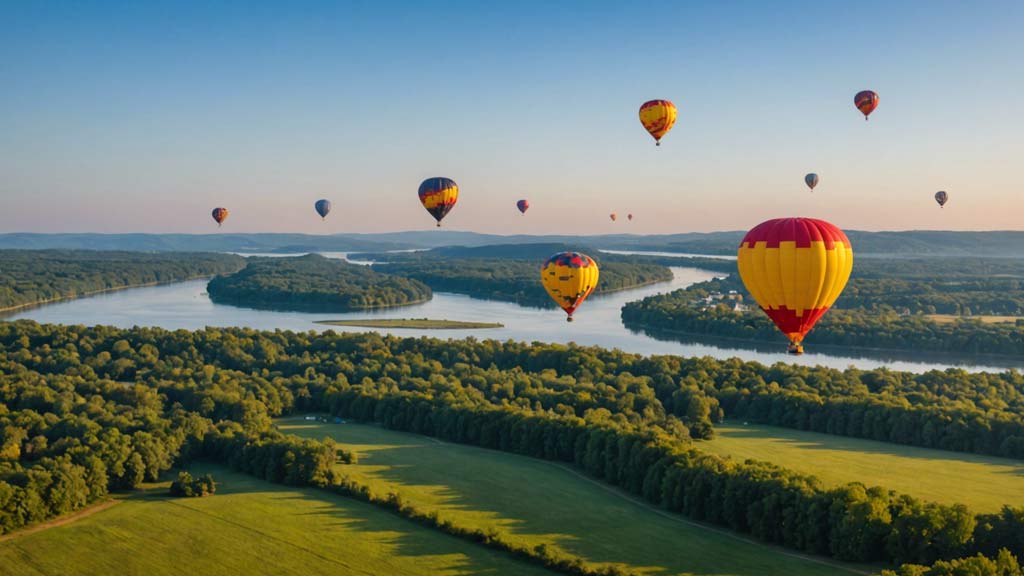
418,177 -> 459,227
627,213 -> 633,221
855,90 -> 879,120
315,199 -> 332,219
540,252 -> 600,322
805,173 -> 819,191
609,213 -> 617,222
639,100 -> 677,146
517,199 -> 529,214
935,191 -> 949,208
211,207 -> 228,227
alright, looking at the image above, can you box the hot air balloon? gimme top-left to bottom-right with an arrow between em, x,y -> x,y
639,100 -> 677,146
541,252 -> 599,322
609,213 -> 617,222
211,207 -> 228,227
737,218 -> 853,354
418,177 -> 459,227
627,213 -> 633,221
935,191 -> 949,208
855,90 -> 879,120
517,199 -> 529,214
805,173 -> 819,191
315,199 -> 332,219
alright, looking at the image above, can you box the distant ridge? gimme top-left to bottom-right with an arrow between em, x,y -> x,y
0,230 -> 1020,257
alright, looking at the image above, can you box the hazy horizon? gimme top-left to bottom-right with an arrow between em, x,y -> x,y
2,1 -> 1022,235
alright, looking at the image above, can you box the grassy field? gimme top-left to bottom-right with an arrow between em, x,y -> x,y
925,313 -> 1023,324
316,318 -> 503,329
0,465 -> 552,576
700,421 -> 1024,512
280,418 -> 869,576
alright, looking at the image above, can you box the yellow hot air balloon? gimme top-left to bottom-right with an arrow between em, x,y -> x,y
737,218 -> 853,354
541,252 -> 599,322
639,99 -> 677,146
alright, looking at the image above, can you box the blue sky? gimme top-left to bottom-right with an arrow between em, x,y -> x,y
1,1 -> 1021,234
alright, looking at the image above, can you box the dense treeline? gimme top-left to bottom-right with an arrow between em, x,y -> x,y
883,550 -> 1024,575
368,244 -> 673,307
0,250 -> 245,311
3,322 -> 1024,568
622,272 -> 1024,356
207,254 -> 432,312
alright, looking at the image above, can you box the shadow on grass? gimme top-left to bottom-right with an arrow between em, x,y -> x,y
278,418 -> 846,576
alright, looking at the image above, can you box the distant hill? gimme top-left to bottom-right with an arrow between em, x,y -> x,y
0,230 -> 1020,257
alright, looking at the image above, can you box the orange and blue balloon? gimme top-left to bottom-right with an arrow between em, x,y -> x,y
737,218 -> 853,353
418,177 -> 459,227
639,100 -> 677,146
211,207 -> 228,227
517,199 -> 529,214
315,199 -> 332,220
854,90 -> 879,120
540,252 -> 600,322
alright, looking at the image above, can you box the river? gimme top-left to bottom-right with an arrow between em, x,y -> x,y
5,256 -> 1019,373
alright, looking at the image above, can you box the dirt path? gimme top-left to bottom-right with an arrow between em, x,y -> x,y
0,500 -> 120,543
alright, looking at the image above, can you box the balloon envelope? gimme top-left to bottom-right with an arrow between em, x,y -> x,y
609,213 -> 617,222
315,199 -> 332,219
627,213 -> 633,221
854,90 -> 879,119
517,199 -> 529,214
540,252 -> 600,321
935,191 -> 949,207
418,177 -> 459,226
805,173 -> 819,190
639,100 -> 677,145
211,207 -> 228,226
737,218 -> 853,348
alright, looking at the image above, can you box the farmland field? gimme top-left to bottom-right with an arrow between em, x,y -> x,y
280,418 -> 869,576
0,465 -> 553,576
700,421 -> 1024,512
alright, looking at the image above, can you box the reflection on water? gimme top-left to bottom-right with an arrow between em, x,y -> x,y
6,265 -> 1019,374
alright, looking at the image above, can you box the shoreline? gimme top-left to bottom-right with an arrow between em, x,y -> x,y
0,275 -> 217,315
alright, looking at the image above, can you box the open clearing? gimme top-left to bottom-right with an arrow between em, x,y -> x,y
0,465 -> 551,576
316,318 -> 503,329
280,418 -> 870,576
925,314 -> 1023,324
700,421 -> 1024,512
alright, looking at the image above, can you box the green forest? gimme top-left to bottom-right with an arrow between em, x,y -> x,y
366,244 -> 674,308
206,254 -> 432,311
2,322 -> 1023,573
0,250 -> 245,312
622,257 -> 1024,356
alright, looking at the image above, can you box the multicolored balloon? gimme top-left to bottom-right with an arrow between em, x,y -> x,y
540,252 -> 600,322
609,213 -> 617,222
211,207 -> 228,227
315,199 -> 332,219
935,191 -> 949,208
639,99 -> 677,146
805,173 -> 819,191
737,218 -> 853,354
418,177 -> 459,227
854,90 -> 879,120
517,199 -> 529,214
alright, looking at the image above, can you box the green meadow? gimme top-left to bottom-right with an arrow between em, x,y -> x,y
0,465 -> 552,576
280,418 -> 869,576
700,421 -> 1024,513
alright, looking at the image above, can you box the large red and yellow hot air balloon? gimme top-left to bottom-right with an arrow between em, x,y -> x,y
639,100 -> 677,146
211,207 -> 228,227
737,218 -> 853,354
854,90 -> 879,120
541,252 -> 599,322
418,177 -> 459,227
